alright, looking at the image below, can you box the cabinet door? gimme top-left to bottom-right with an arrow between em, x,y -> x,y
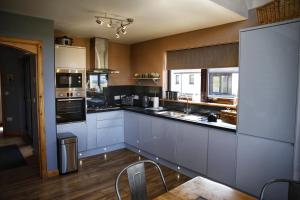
57,122 -> 87,152
236,134 -> 293,199
176,123 -> 208,175
138,115 -> 153,153
86,114 -> 97,150
238,22 -> 300,143
124,111 -> 139,147
152,118 -> 178,164
97,126 -> 124,147
207,129 -> 237,186
55,45 -> 86,69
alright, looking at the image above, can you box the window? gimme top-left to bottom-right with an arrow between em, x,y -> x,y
208,67 -> 239,98
175,75 -> 180,84
189,74 -> 194,85
169,69 -> 201,101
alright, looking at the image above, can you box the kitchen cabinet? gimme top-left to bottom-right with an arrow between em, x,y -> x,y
97,126 -> 124,147
237,20 -> 300,198
86,111 -> 124,151
207,129 -> 237,186
176,123 -> 208,175
152,117 -> 178,164
124,111 -> 139,148
236,134 -> 293,199
55,45 -> 86,69
57,121 -> 87,152
238,21 -> 300,143
87,114 -> 97,150
138,115 -> 153,154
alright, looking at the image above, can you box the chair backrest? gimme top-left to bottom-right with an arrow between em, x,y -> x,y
115,160 -> 168,200
259,179 -> 300,200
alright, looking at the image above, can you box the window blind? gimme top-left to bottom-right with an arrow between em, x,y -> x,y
166,42 -> 238,69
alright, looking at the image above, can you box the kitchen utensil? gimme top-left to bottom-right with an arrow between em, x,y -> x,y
142,96 -> 149,108
153,97 -> 159,108
171,91 -> 178,100
55,36 -> 73,45
208,113 -> 218,122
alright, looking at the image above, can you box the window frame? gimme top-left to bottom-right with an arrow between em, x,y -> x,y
189,74 -> 194,85
207,67 -> 239,98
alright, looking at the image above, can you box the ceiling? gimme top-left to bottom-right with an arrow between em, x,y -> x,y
0,0 -> 268,44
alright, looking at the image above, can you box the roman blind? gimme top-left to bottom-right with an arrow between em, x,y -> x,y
166,42 -> 238,69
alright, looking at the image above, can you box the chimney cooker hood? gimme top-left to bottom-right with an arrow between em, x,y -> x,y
89,37 -> 119,74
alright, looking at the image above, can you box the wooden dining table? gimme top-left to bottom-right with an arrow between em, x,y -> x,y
154,176 -> 257,200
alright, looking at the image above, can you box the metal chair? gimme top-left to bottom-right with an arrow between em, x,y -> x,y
259,179 -> 300,200
115,160 -> 168,200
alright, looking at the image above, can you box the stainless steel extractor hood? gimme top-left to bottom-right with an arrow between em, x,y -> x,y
89,37 -> 119,74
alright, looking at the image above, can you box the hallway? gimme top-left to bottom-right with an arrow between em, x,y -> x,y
0,128 -> 39,185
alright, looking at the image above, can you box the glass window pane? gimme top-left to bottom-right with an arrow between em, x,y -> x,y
212,76 -> 220,93
170,69 -> 201,101
208,67 -> 239,98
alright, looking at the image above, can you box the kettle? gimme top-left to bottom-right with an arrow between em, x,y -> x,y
208,113 -> 218,122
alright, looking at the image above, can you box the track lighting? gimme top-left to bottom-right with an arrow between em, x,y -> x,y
95,13 -> 134,38
107,19 -> 112,28
121,28 -> 127,35
95,17 -> 103,25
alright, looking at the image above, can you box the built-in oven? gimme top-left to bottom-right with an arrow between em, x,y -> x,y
55,68 -> 86,123
56,97 -> 86,123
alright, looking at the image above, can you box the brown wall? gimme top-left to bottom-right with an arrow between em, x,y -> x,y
130,10 -> 258,87
54,31 -> 133,85
108,42 -> 132,85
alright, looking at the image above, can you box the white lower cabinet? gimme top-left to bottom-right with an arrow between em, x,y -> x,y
124,111 -> 139,148
57,121 -> 87,152
86,111 -> 124,151
236,134 -> 294,199
138,115 -> 153,153
97,126 -> 124,147
207,129 -> 237,186
176,123 -> 208,175
152,117 -> 178,164
87,114 -> 97,150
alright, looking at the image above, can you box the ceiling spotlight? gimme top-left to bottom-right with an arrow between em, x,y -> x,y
95,14 -> 134,38
121,28 -> 127,35
96,19 -> 103,25
107,19 -> 112,28
95,17 -> 103,25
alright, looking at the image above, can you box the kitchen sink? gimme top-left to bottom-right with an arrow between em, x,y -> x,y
155,111 -> 207,122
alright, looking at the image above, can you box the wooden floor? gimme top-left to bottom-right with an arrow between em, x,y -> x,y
0,132 -> 39,185
0,148 -> 190,200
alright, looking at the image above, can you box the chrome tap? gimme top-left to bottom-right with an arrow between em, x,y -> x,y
184,95 -> 191,114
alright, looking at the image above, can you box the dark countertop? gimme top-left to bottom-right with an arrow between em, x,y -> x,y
87,106 -> 236,132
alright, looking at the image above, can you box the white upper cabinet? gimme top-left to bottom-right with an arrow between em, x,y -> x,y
238,21 -> 300,143
55,45 -> 86,69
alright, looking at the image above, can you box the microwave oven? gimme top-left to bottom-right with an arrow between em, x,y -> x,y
56,68 -> 85,89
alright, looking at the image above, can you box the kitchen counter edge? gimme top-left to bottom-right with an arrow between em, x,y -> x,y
87,107 -> 236,133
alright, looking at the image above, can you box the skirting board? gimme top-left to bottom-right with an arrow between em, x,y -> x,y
125,144 -> 201,179
47,169 -> 59,178
78,143 -> 126,159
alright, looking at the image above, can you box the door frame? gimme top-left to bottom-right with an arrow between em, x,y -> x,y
0,36 -> 48,178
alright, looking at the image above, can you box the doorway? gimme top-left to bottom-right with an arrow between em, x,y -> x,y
0,37 -> 47,178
